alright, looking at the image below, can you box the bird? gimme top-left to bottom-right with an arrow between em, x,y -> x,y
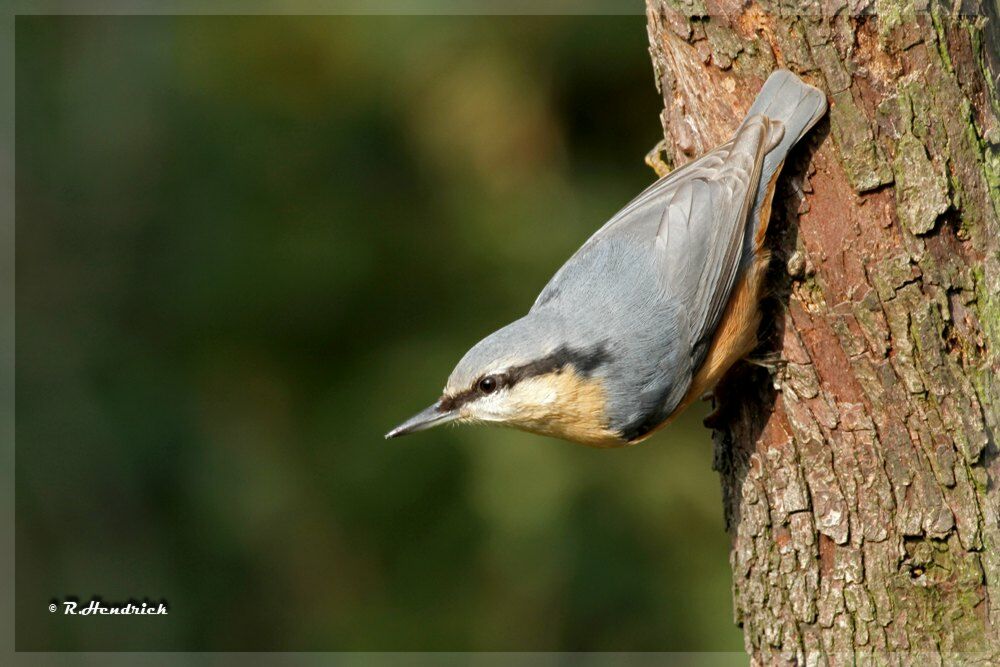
386,69 -> 827,447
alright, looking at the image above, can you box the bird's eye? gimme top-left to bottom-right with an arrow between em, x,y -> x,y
478,376 -> 499,394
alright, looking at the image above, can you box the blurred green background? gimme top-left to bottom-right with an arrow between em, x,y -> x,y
15,15 -> 742,651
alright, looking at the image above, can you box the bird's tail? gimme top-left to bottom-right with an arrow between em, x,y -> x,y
744,69 -> 827,189
740,69 -> 827,250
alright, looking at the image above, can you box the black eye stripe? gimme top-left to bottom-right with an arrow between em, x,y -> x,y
438,343 -> 611,412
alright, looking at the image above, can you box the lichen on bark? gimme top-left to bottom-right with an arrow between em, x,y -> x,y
646,0 -> 999,663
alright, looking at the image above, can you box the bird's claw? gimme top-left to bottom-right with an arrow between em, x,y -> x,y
644,139 -> 673,179
745,353 -> 786,390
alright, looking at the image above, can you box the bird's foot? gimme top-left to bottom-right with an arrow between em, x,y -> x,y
745,353 -> 786,390
644,139 -> 673,179
703,406 -> 726,430
745,353 -> 786,372
699,393 -> 727,429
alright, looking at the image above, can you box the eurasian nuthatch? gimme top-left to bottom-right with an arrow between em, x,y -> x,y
387,69 -> 826,447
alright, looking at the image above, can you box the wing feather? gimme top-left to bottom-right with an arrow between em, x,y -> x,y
532,116 -> 773,357
659,118 -> 770,350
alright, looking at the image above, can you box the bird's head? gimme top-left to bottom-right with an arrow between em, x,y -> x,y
385,315 -> 622,446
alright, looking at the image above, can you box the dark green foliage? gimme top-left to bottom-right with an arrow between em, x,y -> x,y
15,15 -> 740,651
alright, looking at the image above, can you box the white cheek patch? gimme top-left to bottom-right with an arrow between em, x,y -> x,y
466,380 -> 560,423
471,393 -> 517,422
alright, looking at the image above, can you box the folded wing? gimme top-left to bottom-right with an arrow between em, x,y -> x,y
533,115 -> 779,366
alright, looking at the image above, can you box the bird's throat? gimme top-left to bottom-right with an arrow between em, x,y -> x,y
503,370 -> 625,447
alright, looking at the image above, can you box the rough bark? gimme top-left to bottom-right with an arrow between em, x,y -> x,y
646,1 -> 1000,663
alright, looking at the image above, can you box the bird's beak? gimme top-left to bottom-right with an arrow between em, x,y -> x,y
385,400 -> 458,439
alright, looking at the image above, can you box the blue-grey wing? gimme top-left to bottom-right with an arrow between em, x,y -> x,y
533,115 -> 779,356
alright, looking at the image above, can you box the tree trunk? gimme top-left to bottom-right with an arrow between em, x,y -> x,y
646,1 -> 1000,663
